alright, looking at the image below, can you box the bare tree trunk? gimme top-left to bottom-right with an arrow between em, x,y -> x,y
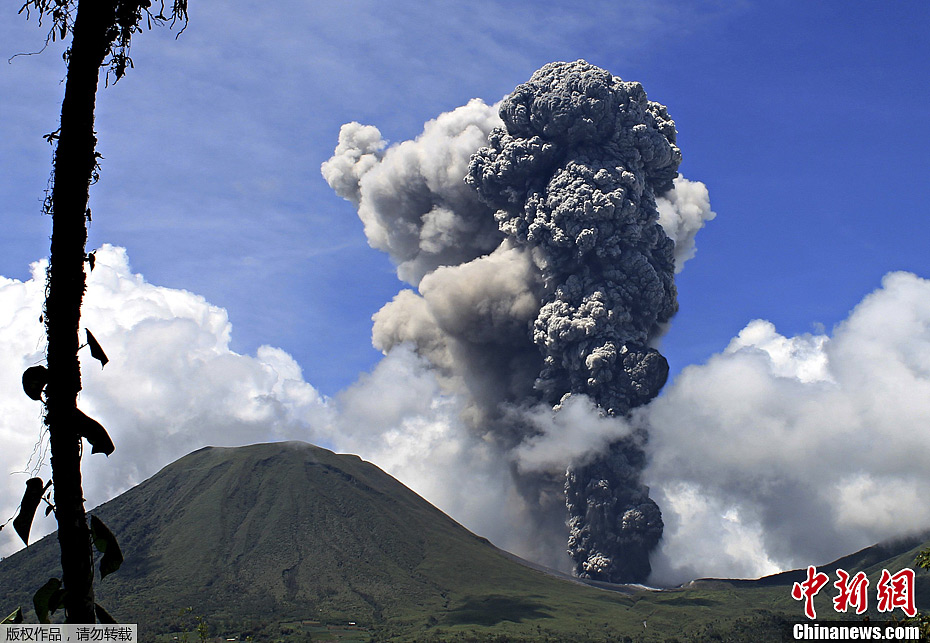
44,0 -> 118,623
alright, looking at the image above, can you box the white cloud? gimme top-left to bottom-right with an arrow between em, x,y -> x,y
0,246 -> 331,557
322,99 -> 504,286
645,271 -> 930,585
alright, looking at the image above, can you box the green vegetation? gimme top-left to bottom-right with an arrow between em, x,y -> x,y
1,442 -> 928,641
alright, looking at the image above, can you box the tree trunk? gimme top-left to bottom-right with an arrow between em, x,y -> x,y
44,0 -> 118,624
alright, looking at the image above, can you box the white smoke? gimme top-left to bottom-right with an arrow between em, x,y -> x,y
511,394 -> 634,474
656,176 -> 717,274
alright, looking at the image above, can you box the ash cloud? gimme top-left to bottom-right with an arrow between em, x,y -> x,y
324,60 -> 709,582
466,60 -> 681,583
371,243 -> 543,435
321,99 -> 504,286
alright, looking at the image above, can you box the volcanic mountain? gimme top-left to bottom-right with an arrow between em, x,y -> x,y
1,442 -> 927,641
0,442 -> 643,640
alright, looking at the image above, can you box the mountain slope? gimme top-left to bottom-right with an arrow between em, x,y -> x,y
0,442 -> 646,640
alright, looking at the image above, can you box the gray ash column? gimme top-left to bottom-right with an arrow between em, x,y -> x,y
468,60 -> 680,583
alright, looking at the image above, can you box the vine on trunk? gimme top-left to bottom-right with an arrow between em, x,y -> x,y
5,0 -> 188,623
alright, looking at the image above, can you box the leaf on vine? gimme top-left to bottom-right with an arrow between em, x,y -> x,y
85,330 -> 108,368
95,603 -> 117,624
74,409 -> 115,456
22,365 -> 48,401
90,515 -> 123,579
13,477 -> 49,546
0,607 -> 23,624
32,578 -> 61,624
49,588 -> 66,618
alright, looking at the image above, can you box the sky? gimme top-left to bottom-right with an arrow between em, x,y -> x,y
1,0 -> 930,586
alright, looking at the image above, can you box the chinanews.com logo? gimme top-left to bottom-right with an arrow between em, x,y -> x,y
788,566 -> 923,642
791,566 -> 916,620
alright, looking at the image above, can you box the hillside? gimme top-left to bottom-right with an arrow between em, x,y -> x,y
0,442 -> 927,642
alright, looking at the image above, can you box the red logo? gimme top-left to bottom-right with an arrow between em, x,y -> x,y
832,568 -> 869,615
792,566 -> 830,619
877,568 -> 916,618
792,566 -> 916,619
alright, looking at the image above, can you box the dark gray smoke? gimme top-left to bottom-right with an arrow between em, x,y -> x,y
466,60 -> 679,582
323,60 -> 709,583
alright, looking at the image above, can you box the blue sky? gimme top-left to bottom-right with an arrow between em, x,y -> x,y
3,0 -> 927,395
2,1 -> 930,581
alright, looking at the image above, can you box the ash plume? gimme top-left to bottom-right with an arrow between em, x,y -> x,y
467,60 -> 679,582
321,99 -> 505,287
324,60 -> 710,583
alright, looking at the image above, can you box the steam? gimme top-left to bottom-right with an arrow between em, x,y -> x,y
324,60 -> 713,582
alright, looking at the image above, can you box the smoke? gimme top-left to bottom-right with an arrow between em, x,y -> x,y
320,98 -> 504,287
656,176 -> 716,274
324,60 -> 712,582
466,60 -> 681,583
